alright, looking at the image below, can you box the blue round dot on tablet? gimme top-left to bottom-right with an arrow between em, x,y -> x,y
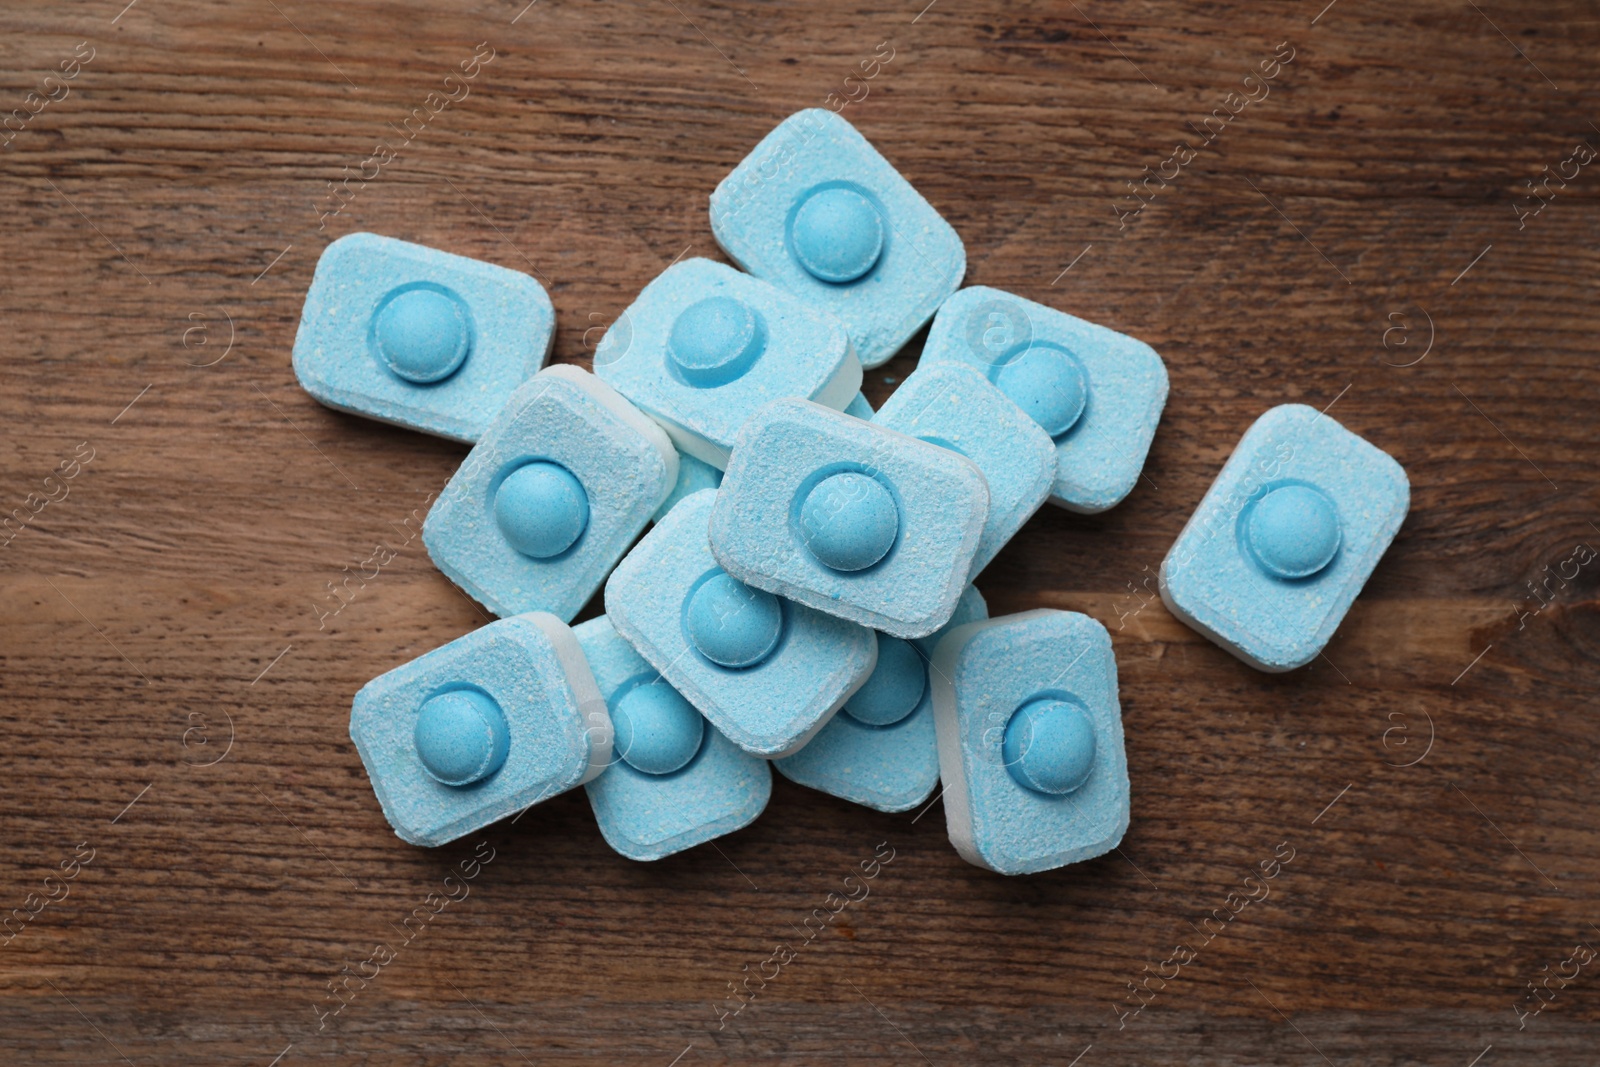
1003,698 -> 1097,796
994,346 -> 1088,438
1246,483 -> 1342,580
494,461 -> 589,559
414,689 -> 510,787
667,296 -> 766,386
843,636 -> 926,727
686,570 -> 784,669
612,681 -> 705,775
799,472 -> 898,573
373,286 -> 473,384
791,186 -> 885,283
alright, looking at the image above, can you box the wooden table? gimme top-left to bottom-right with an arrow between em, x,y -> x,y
3,0 -> 1597,1062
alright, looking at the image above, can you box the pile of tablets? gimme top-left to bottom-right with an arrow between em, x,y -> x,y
293,109 -> 1409,875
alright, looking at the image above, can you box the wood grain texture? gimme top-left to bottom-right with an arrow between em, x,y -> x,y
2,0 -> 1598,1063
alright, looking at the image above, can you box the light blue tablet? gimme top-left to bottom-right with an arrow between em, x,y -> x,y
710,109 -> 964,370
574,616 -> 770,861
350,613 -> 610,847
921,286 -> 1167,513
423,365 -> 677,621
293,232 -> 554,441
605,489 -> 877,758
931,609 -> 1129,875
873,363 -> 1055,577
595,257 -> 860,469
710,398 -> 988,639
775,585 -> 987,812
1160,403 -> 1409,672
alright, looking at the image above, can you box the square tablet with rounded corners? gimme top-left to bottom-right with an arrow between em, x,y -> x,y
921,285 -> 1167,513
931,609 -> 1129,876
710,109 -> 965,370
574,616 -> 771,861
710,398 -> 988,639
350,613 -> 611,848
1159,403 -> 1409,672
595,257 -> 861,469
775,585 -> 987,813
605,489 -> 877,758
423,365 -> 677,621
293,232 -> 554,442
873,363 -> 1056,577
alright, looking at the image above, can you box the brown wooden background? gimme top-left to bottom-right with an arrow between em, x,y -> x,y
3,0 -> 1598,1063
